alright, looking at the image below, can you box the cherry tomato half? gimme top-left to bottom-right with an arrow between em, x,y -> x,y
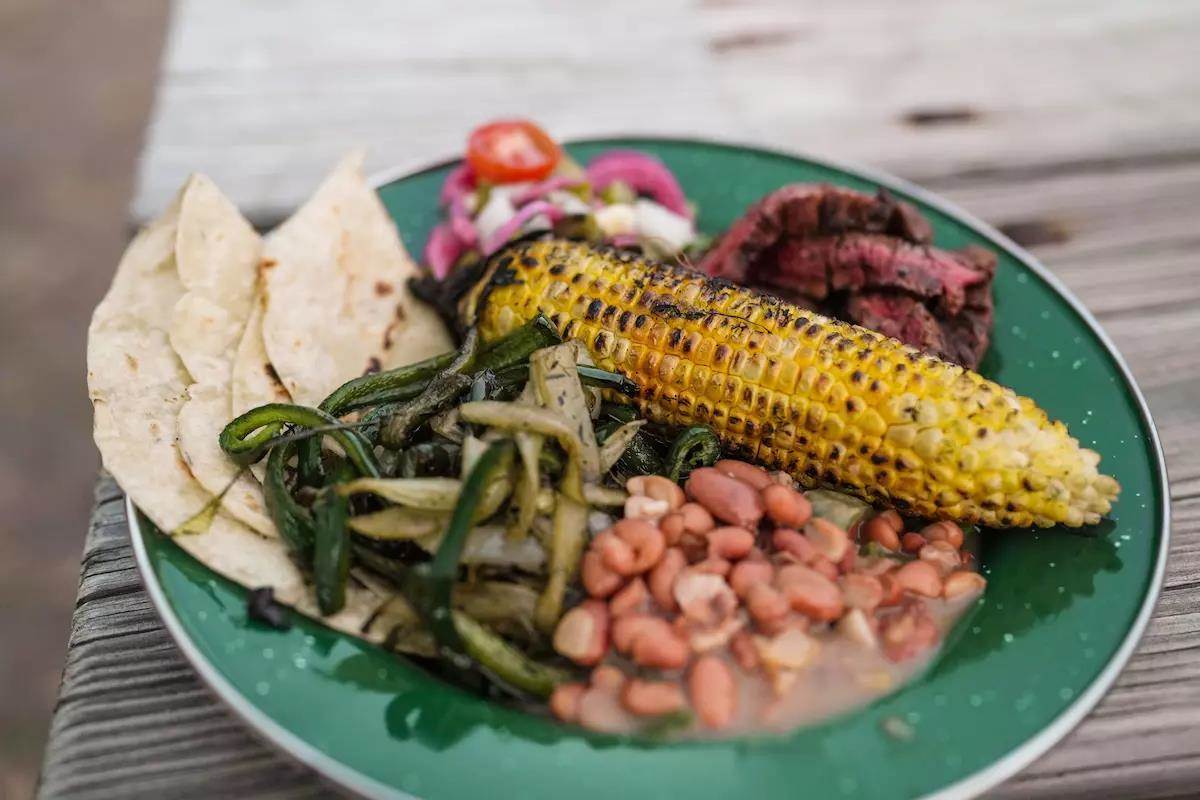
466,119 -> 561,183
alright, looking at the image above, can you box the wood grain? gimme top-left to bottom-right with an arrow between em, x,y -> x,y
131,0 -> 1200,224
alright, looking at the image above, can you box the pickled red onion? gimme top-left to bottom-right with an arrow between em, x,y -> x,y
586,151 -> 691,218
481,201 -> 563,255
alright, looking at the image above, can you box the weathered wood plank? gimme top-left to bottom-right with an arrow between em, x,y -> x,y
133,0 -> 1200,223
38,479 -> 332,800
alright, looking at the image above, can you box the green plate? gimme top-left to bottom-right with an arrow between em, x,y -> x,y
131,138 -> 1169,800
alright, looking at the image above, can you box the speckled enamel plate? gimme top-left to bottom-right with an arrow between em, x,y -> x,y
131,138 -> 1169,800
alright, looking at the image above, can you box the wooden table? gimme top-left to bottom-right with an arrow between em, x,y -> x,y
40,2 -> 1200,797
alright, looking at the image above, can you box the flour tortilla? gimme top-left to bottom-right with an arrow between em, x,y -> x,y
169,174 -> 260,386
232,295 -> 292,418
88,189 -> 210,533
261,151 -> 452,406
177,382 -> 276,536
231,295 -> 292,483
164,175 -> 279,536
88,179 -> 388,641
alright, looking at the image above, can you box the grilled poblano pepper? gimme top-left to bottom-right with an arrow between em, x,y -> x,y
466,239 -> 1120,528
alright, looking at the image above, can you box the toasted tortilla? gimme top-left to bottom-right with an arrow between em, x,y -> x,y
177,382 -> 276,536
88,188 -> 211,533
230,295 -> 292,483
168,174 -> 260,385
261,151 -> 452,406
88,177 -> 388,640
232,295 -> 292,418
161,176 -> 276,536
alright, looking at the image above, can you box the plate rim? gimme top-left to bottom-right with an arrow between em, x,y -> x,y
129,133 -> 1172,800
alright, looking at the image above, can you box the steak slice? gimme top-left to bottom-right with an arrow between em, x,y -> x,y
698,184 -> 996,368
766,233 -> 988,316
700,184 -> 932,283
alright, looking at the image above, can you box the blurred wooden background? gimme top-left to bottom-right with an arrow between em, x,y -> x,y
9,1 -> 1200,798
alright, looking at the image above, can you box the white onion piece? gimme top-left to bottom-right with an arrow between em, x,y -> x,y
634,199 -> 694,253
474,192 -> 517,243
548,190 -> 592,217
594,203 -> 637,238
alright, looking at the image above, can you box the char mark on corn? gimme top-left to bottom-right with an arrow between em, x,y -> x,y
471,239 -> 1119,528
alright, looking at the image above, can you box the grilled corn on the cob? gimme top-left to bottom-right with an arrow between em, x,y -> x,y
467,239 -> 1119,528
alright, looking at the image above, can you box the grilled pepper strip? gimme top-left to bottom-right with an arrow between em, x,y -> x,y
351,546 -> 567,698
263,442 -> 316,559
312,485 -> 351,615
664,426 -> 721,482
219,404 -> 381,477
382,329 -> 479,448
405,440 -> 514,655
321,315 -> 560,417
452,612 -> 568,698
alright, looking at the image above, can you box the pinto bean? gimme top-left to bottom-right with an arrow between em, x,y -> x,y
609,577 -> 648,617
894,560 -> 943,597
707,526 -> 756,560
776,564 -> 844,621
550,682 -> 586,722
838,540 -> 857,574
648,547 -> 686,611
881,606 -> 939,662
878,509 -> 903,530
761,484 -> 813,529
943,570 -> 987,600
729,559 -> 775,599
919,540 -> 961,576
610,518 -> 666,575
677,502 -> 716,535
804,517 -> 850,562
877,573 -> 905,607
658,512 -> 685,545
630,627 -> 691,669
714,459 -> 773,490
745,583 -> 790,627
730,630 -> 761,671
590,664 -> 627,691
689,656 -> 736,729
864,514 -> 902,551
810,556 -> 840,581
841,573 -> 885,611
595,530 -> 635,575
685,467 -> 764,528
772,527 -> 817,563
621,679 -> 686,716
553,600 -> 610,665
582,550 -> 624,598
611,613 -> 666,654
626,475 -> 687,510
901,532 -> 927,553
922,520 -> 965,549
577,684 -> 629,733
693,556 -> 732,577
